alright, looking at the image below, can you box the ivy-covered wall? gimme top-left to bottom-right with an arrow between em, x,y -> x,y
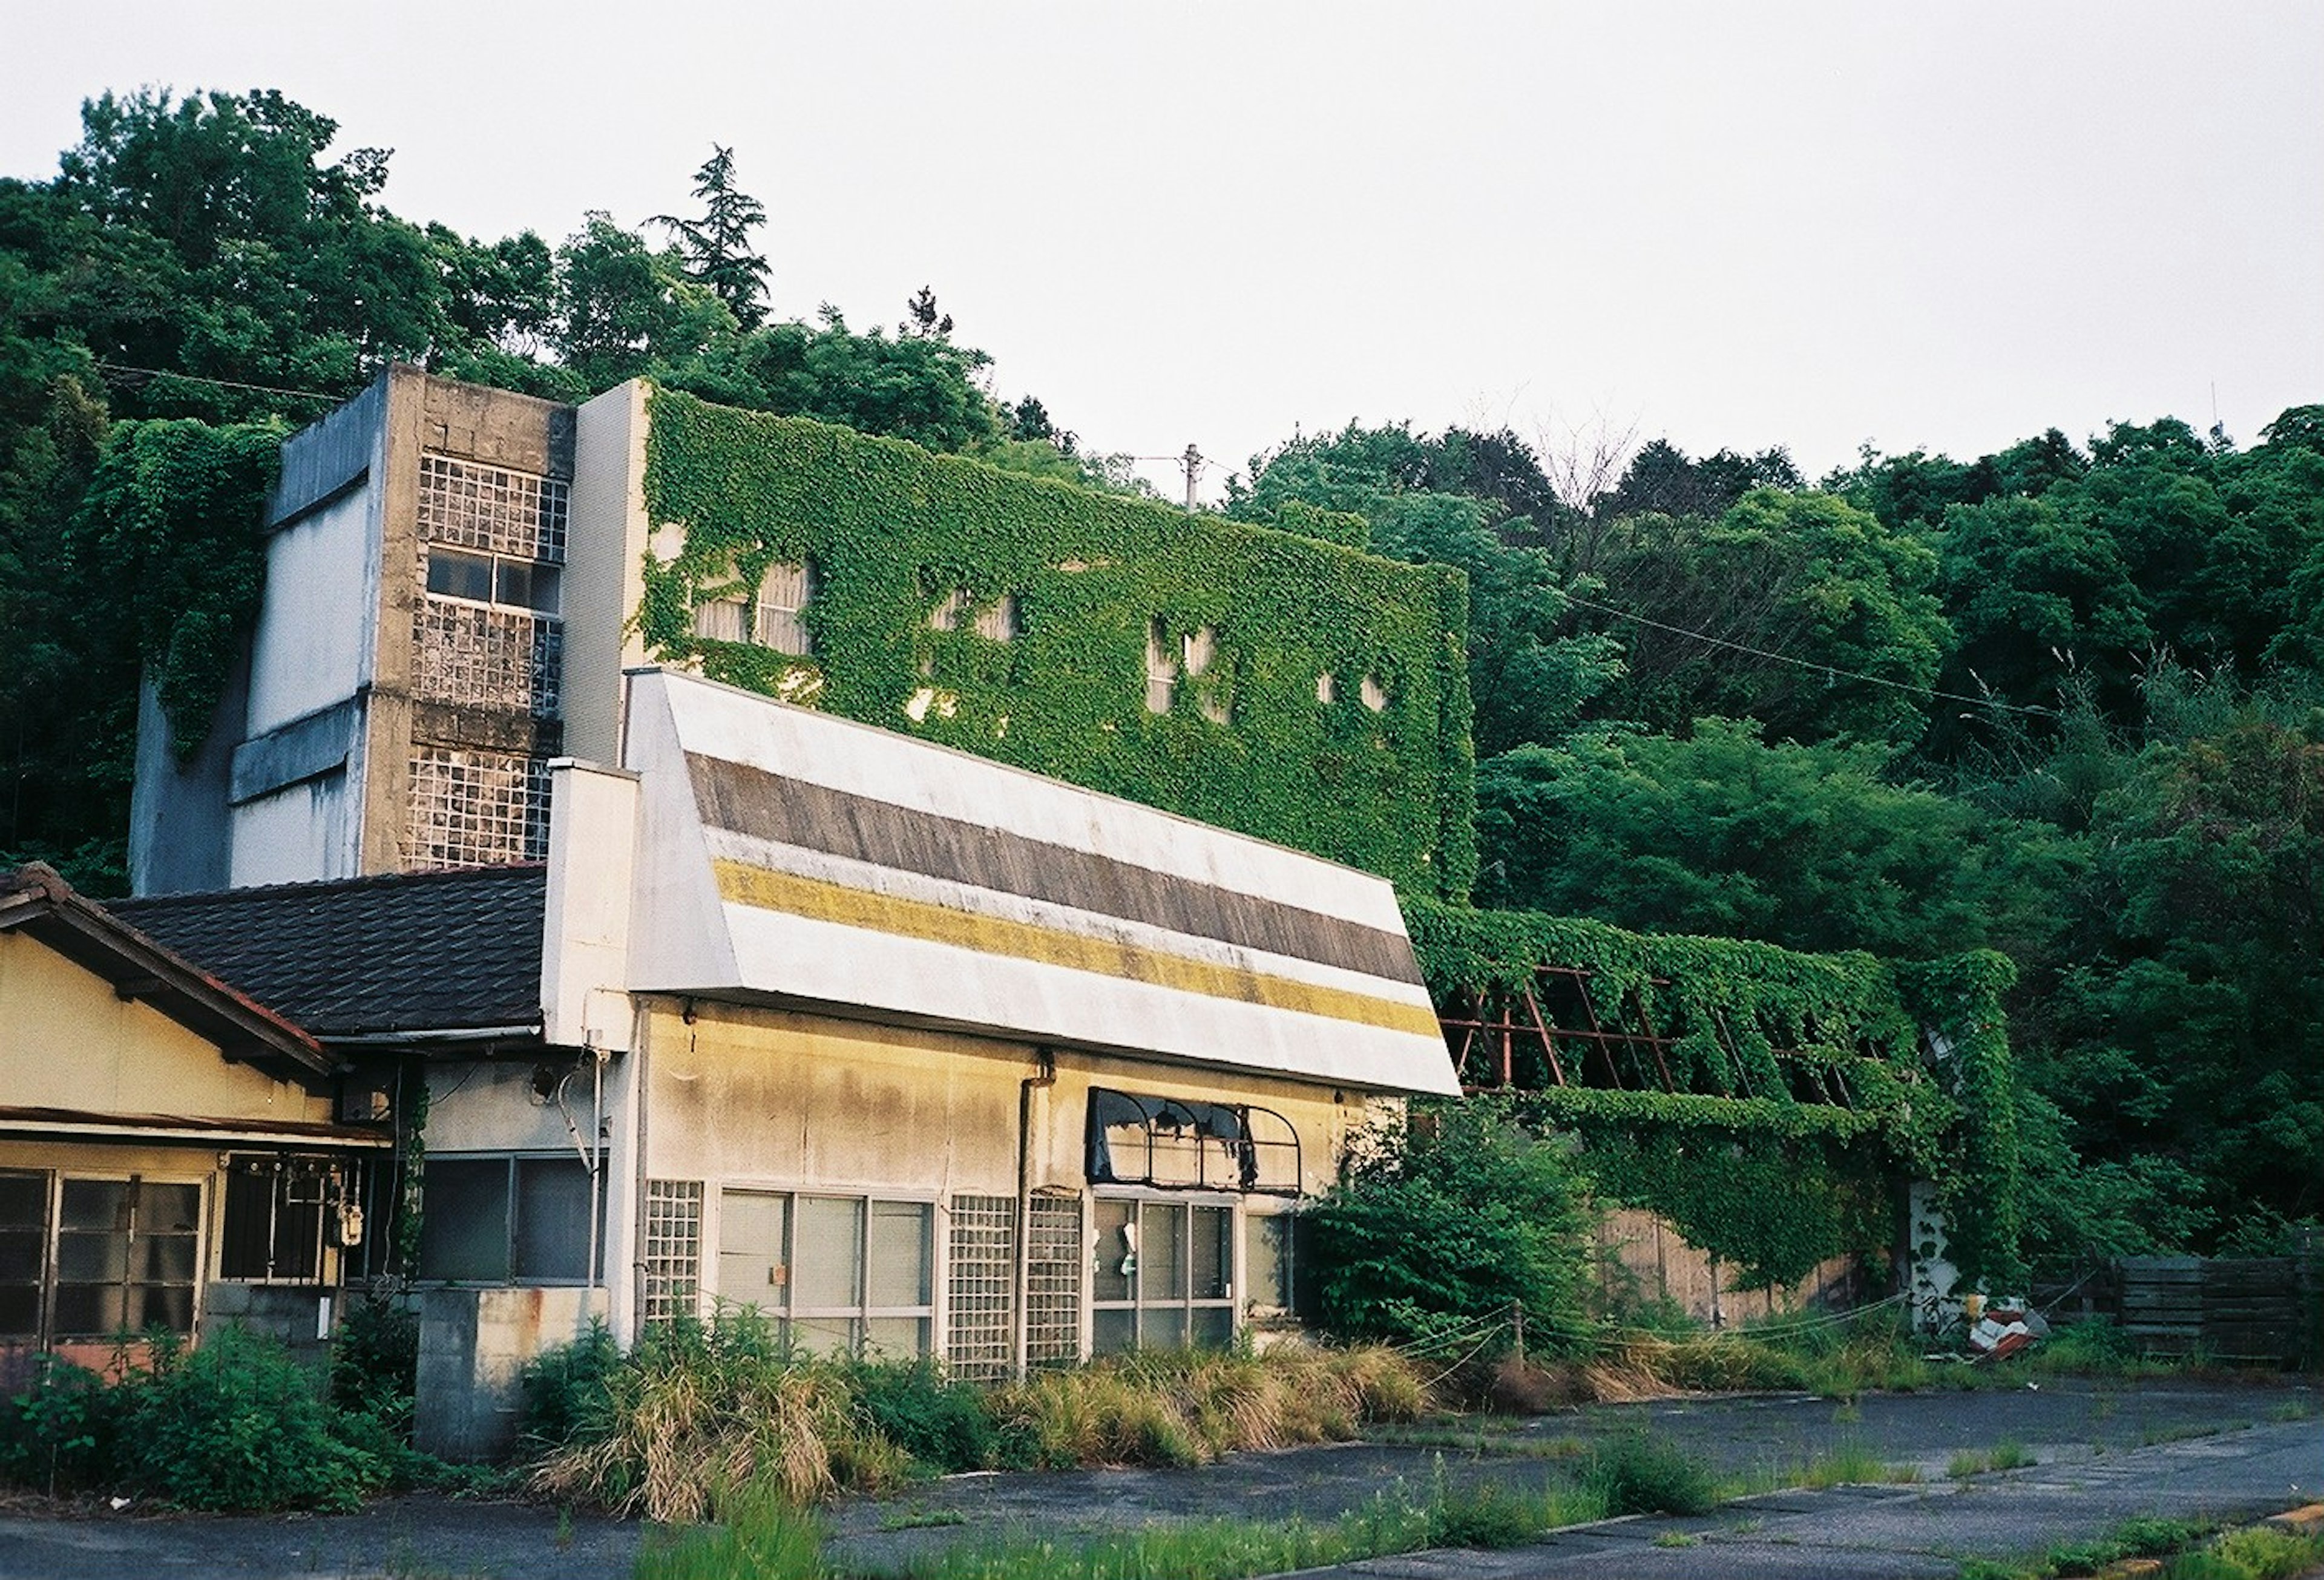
1403,898 -> 2025,1290
635,388 -> 1478,897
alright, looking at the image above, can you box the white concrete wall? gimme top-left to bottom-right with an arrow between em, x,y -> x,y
246,486 -> 378,737
564,382 -> 652,769
228,772 -> 358,887
542,761 -> 640,1054
624,669 -> 1458,1097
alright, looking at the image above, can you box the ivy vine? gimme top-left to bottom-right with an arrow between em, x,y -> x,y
635,388 -> 1477,897
1405,897 -> 2026,1290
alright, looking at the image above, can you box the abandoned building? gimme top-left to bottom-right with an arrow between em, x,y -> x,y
111,666 -> 1456,1455
130,365 -> 1472,902
41,366 -> 2011,1456
0,865 -> 387,1372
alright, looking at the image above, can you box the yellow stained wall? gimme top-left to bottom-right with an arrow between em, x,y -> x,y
640,999 -> 1376,1202
0,931 -> 326,1124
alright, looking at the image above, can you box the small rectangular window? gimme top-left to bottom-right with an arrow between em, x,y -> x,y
756,562 -> 813,655
1092,1197 -> 1238,1356
495,559 -> 562,614
0,1172 -> 47,1342
418,1155 -> 602,1285
693,593 -> 747,644
426,548 -> 495,603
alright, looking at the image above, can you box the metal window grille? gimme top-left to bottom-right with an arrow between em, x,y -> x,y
405,746 -> 551,869
417,453 -> 568,562
945,1195 -> 1016,1383
643,1179 -> 704,1324
413,594 -> 562,717
1025,1192 -> 1083,1371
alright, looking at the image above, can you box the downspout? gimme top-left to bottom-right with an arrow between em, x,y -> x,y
1013,1046 -> 1057,1380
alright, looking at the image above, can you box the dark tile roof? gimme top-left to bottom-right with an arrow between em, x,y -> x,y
113,865 -> 546,1038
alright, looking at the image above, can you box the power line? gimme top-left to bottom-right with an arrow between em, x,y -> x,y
90,361 -> 346,404
1560,591 -> 2056,720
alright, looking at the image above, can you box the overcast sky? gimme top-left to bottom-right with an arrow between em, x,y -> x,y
8,2 -> 2320,502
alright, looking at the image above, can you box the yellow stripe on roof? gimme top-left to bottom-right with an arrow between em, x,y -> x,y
712,859 -> 1443,1039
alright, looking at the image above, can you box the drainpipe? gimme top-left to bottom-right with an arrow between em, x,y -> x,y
1014,1047 -> 1057,1380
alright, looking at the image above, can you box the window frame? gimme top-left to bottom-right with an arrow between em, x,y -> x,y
50,1172 -> 206,1344
421,543 -> 564,617
414,1151 -> 605,1288
1089,1190 -> 1239,1356
216,1153 -> 343,1286
708,1185 -> 936,1359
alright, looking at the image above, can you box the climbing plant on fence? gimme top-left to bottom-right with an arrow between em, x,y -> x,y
1402,897 -> 2025,1290
635,387 -> 1478,897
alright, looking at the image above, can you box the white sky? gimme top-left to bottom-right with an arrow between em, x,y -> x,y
7,2 -> 2320,502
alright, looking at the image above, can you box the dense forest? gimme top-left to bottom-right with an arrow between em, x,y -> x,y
2,89 -> 2319,1272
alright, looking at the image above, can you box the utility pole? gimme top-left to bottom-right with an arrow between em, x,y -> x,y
1181,444 -> 1203,511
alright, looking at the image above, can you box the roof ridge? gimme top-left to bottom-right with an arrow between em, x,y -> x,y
116,862 -> 547,909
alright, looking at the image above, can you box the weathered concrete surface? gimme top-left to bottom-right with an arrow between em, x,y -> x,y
1273,1420 -> 2322,1579
0,1380 -> 2311,1578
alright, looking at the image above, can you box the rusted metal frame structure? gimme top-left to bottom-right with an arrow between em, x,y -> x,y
1434,965 -> 1870,1112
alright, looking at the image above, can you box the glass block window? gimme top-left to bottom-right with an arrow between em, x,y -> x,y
405,746 -> 550,869
643,1179 -> 704,1323
413,596 -> 562,717
946,1195 -> 1016,1383
1025,1190 -> 1083,1371
417,453 -> 568,562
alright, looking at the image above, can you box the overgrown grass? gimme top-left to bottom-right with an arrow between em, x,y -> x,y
1949,1514 -> 2324,1580
988,1344 -> 1423,1470
1949,1440 -> 2035,1478
1788,1438 -> 1920,1488
1580,1434 -> 1719,1516
529,1313 -> 1428,1523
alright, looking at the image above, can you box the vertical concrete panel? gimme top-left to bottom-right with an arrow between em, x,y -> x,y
128,665 -> 241,896
360,367 -> 428,874
566,382 -> 652,768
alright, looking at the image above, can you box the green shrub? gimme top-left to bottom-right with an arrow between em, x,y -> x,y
0,1354 -> 123,1494
117,1329 -> 387,1512
1302,1099 -> 1594,1351
519,1318 -> 623,1453
845,1358 -> 1006,1472
329,1294 -> 419,1423
1583,1434 -> 1719,1516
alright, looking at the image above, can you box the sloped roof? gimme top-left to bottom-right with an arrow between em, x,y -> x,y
113,865 -> 546,1038
0,864 -> 329,1079
625,669 -> 1462,1096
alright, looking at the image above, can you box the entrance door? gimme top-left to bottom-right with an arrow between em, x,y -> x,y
716,1190 -> 789,1322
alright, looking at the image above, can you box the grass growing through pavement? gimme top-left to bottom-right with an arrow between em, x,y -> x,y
1948,1440 -> 2035,1478
1954,1514 -> 2324,1580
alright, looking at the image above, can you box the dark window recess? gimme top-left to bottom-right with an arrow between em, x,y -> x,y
218,1157 -> 335,1282
1085,1088 -> 1300,1194
0,1172 -> 48,1342
418,1155 -> 602,1284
